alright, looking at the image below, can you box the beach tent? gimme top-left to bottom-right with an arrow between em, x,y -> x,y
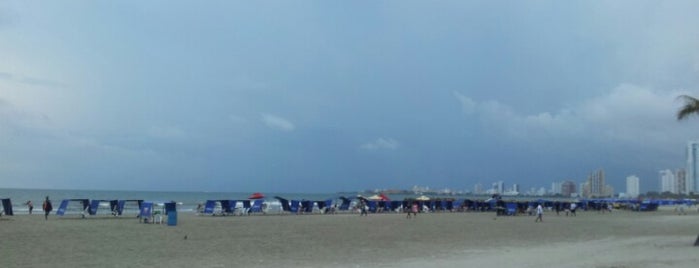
139,201 -> 154,222
337,196 -> 352,211
1,198 -> 12,216
322,199 -> 333,213
300,200 -> 314,213
88,200 -> 118,216
116,200 -> 143,216
139,201 -> 175,223
274,196 -> 291,213
203,200 -> 236,215
56,199 -> 90,216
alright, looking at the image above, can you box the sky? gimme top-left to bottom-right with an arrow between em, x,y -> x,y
2,1 -> 699,193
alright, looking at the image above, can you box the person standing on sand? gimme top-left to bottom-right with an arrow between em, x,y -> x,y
26,200 -> 34,214
359,199 -> 368,216
406,201 -> 418,219
42,196 -> 53,220
535,204 -> 543,222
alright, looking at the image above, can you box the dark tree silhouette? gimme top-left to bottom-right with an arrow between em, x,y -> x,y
677,95 -> 699,120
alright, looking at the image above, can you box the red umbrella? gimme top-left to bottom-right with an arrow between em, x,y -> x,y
248,192 -> 265,199
379,193 -> 390,201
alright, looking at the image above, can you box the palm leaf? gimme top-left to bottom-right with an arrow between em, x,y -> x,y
677,95 -> 699,120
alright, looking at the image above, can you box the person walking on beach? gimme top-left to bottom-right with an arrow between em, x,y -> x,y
359,199 -> 368,216
42,196 -> 53,220
535,204 -> 543,222
26,200 -> 34,214
406,201 -> 418,219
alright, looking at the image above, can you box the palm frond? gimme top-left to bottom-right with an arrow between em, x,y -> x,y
677,95 -> 699,120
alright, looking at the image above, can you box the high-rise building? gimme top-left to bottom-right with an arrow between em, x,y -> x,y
492,181 -> 504,194
551,182 -> 562,195
686,141 -> 699,194
675,169 -> 687,195
473,183 -> 483,195
584,169 -> 608,197
512,183 -> 520,193
626,175 -> 640,198
659,169 -> 676,193
561,181 -> 577,197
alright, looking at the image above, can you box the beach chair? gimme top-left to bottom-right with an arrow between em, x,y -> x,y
203,200 -> 217,215
249,200 -> 264,214
506,203 -> 517,216
290,200 -> 300,214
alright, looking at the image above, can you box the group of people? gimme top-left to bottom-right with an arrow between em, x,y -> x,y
24,196 -> 53,220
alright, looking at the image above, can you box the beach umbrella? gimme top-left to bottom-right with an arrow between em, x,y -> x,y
379,193 -> 390,201
367,195 -> 382,201
248,192 -> 265,199
416,195 -> 430,201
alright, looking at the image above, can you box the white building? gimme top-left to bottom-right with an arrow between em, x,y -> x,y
512,183 -> 520,193
473,183 -> 483,195
659,169 -> 676,193
626,175 -> 640,198
551,182 -> 562,195
492,181 -> 504,194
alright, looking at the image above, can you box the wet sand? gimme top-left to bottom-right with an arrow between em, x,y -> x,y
2,208 -> 698,268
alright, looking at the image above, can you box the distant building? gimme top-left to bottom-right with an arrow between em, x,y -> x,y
583,169 -> 611,198
676,169 -> 687,195
492,181 -> 504,194
561,181 -> 577,197
686,141 -> 699,194
626,175 -> 640,198
659,169 -> 676,193
473,183 -> 483,195
551,182 -> 562,195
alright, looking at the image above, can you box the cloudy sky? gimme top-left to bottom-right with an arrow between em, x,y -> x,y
2,1 -> 699,193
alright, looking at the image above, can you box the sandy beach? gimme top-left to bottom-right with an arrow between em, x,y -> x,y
2,208 -> 699,268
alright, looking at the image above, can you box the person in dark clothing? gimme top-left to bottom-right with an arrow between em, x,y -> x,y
42,196 -> 53,220
26,200 -> 34,214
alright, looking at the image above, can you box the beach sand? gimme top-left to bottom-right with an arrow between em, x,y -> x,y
2,208 -> 699,268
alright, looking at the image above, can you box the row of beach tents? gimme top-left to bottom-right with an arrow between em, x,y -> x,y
1,196 -> 696,217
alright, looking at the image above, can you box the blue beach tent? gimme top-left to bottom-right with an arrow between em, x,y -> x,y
338,196 -> 352,211
56,199 -> 90,216
1,198 -> 13,216
88,200 -> 118,216
203,200 -> 235,215
116,200 -> 143,216
274,196 -> 291,213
